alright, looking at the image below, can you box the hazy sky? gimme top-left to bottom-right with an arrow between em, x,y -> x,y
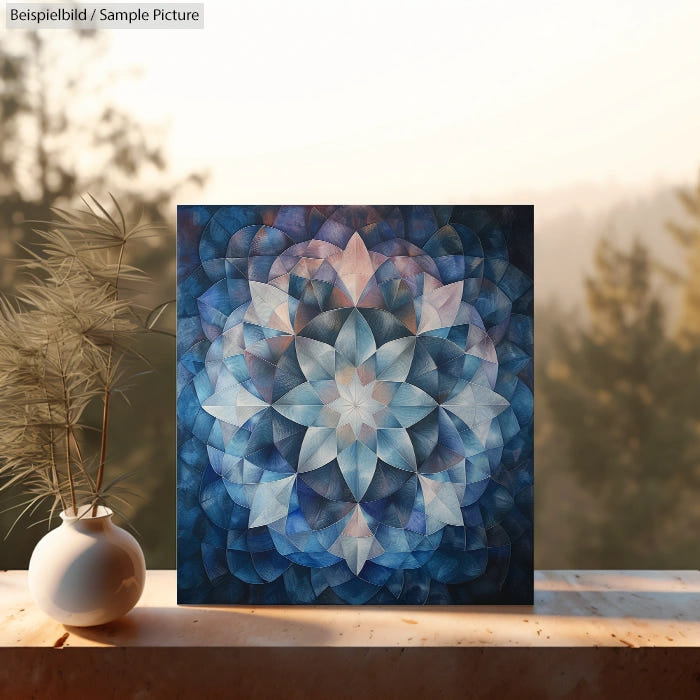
36,1 -> 700,206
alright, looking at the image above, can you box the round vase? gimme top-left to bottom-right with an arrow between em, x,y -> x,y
27,505 -> 146,627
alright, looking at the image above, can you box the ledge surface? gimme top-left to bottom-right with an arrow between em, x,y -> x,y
2,569 -> 699,648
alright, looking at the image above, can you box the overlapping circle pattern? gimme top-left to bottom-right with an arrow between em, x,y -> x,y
178,206 -> 533,604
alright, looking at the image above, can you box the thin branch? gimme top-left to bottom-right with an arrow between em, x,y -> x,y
39,326 -> 66,511
55,342 -> 77,516
93,226 -> 127,515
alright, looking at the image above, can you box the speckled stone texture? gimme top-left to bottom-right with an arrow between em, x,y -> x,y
2,571 -> 700,698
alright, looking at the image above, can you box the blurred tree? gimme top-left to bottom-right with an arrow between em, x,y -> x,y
533,301 -> 589,569
0,31 -> 204,568
668,172 -> 700,348
0,31 -> 203,290
541,238 -> 700,567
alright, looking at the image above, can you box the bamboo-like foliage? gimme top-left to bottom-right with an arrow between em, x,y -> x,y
0,196 -> 164,532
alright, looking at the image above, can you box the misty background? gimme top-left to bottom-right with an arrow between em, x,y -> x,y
1,2 -> 700,570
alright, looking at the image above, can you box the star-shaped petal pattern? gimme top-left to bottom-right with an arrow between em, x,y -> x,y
178,205 -> 533,605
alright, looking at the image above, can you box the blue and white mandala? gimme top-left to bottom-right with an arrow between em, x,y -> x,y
177,206 -> 533,604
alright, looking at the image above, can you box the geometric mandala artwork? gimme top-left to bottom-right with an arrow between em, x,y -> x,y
177,205 -> 533,604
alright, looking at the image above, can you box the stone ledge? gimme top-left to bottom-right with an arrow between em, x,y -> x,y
2,570 -> 699,698
2,570 -> 699,648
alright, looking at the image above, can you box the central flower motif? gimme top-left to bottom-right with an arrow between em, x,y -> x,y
328,370 -> 384,436
198,223 -> 511,580
275,308 -> 438,507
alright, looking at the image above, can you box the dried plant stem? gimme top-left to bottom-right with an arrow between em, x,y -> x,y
69,431 -> 93,490
45,399 -> 66,512
64,423 -> 76,516
92,238 -> 126,516
42,339 -> 66,512
56,343 -> 77,516
94,389 -> 110,506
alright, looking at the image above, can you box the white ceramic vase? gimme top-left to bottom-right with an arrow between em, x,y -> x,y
27,505 -> 146,627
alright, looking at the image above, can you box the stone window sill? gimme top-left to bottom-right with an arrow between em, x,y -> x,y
1,570 -> 699,698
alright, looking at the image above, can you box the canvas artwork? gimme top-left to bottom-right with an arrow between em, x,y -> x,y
177,205 -> 533,604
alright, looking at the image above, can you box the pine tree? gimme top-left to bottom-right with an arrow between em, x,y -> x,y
542,238 -> 700,567
668,172 -> 700,347
0,31 -> 203,291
